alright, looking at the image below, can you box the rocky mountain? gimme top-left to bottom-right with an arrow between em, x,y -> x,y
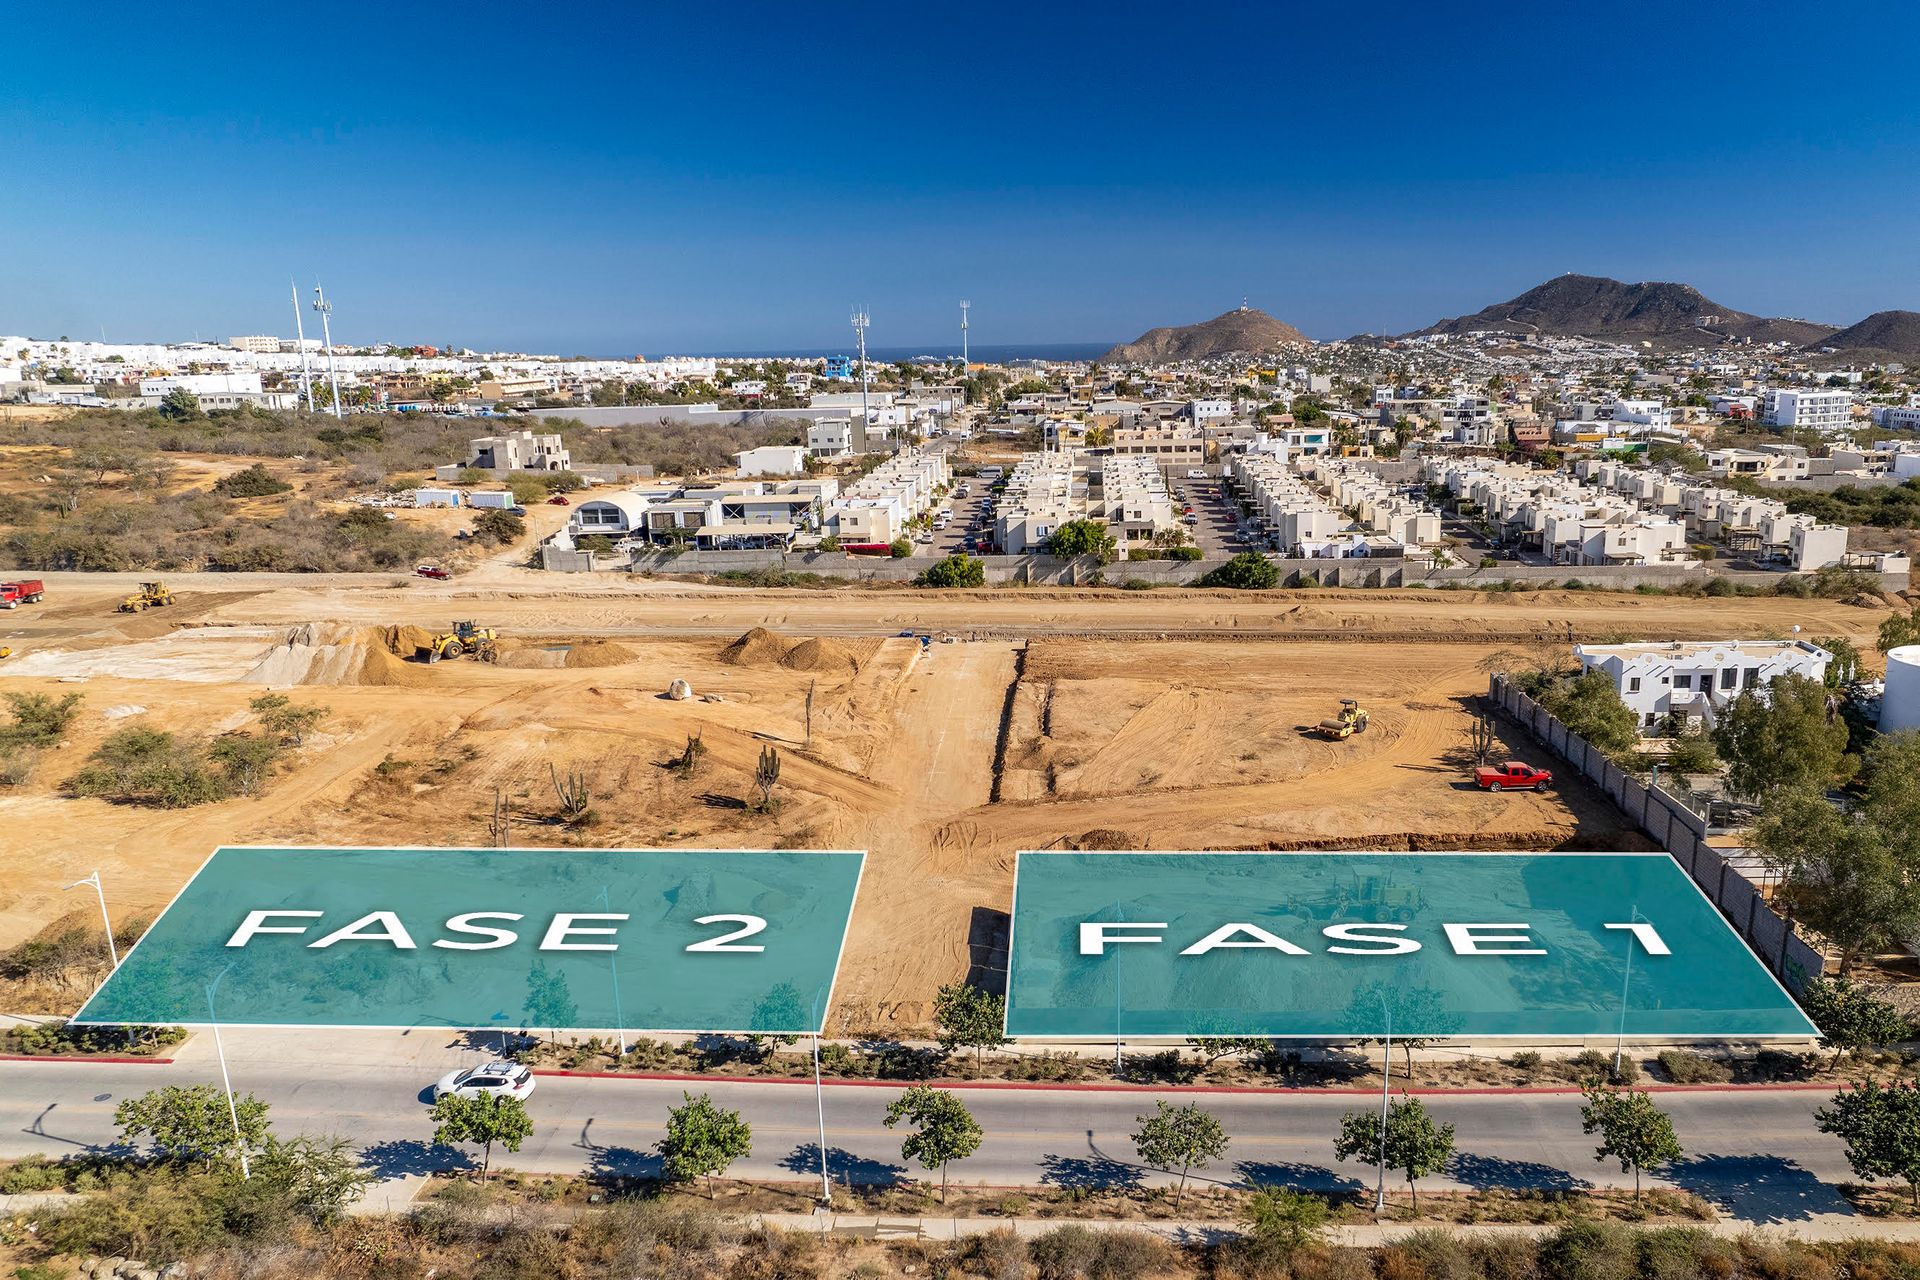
1101,306 -> 1311,364
1808,310 -> 1920,361
1409,275 -> 1838,348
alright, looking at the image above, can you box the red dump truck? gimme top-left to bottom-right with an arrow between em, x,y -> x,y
0,579 -> 45,609
1473,760 -> 1552,792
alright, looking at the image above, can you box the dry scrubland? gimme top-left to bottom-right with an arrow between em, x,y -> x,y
0,570 -> 1900,1031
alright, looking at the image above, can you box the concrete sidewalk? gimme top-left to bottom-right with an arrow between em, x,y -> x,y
756,1209 -> 1920,1245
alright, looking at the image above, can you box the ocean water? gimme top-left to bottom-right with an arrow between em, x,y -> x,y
690,342 -> 1111,364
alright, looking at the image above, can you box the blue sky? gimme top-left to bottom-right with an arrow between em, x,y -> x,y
7,1 -> 1917,353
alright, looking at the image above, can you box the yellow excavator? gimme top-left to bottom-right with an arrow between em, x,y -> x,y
424,620 -> 500,664
1317,698 -> 1370,740
118,581 -> 176,613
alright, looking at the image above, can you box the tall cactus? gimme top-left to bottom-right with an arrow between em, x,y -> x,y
753,745 -> 781,811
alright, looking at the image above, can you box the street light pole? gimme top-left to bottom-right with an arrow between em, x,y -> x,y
596,885 -> 628,1056
1376,993 -> 1391,1214
812,987 -> 831,1205
1614,904 -> 1644,1077
63,871 -> 118,969
205,966 -> 251,1180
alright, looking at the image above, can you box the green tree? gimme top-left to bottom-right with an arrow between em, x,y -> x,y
157,387 -> 204,420
1333,1096 -> 1455,1213
883,1085 -> 983,1202
1131,1099 -> 1230,1211
1199,552 -> 1279,589
888,536 -> 914,558
1537,669 -> 1640,758
249,693 -> 329,745
115,1084 -> 270,1171
657,1091 -> 753,1197
0,691 -> 84,748
1714,673 -> 1852,799
1818,1080 -> 1920,1209
1753,786 -> 1920,976
429,1091 -> 533,1177
1579,1083 -> 1682,1201
1818,636 -> 1863,687
1879,606 -> 1920,654
932,982 -> 1010,1063
1046,518 -> 1118,564
1801,976 -> 1913,1069
919,553 -> 986,588
247,1134 -> 374,1224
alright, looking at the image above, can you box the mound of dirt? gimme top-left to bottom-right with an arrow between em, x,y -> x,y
382,624 -> 440,658
781,637 -> 861,674
565,640 -> 638,668
720,626 -> 790,667
245,623 -> 431,688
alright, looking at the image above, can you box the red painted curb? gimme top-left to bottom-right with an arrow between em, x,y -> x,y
527,1068 -> 1840,1097
0,1054 -> 174,1065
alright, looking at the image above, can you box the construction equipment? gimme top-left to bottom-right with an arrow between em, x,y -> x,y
1317,698 -> 1370,739
117,581 -> 176,613
1348,874 -> 1423,923
424,620 -> 500,664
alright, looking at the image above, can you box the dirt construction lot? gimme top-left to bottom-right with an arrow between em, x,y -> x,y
0,569 -> 1902,1031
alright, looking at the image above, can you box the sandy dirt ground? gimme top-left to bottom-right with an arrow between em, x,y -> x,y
0,569 -> 1902,1030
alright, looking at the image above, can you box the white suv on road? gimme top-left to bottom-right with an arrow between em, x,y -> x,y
433,1060 -> 536,1102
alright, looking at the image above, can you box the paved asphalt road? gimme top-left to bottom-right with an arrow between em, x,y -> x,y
0,1041 -> 1859,1225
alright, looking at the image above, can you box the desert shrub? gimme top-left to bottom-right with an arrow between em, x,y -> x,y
473,1224 -> 574,1280
1197,552 -> 1278,589
1636,1227 -> 1732,1280
472,509 -> 526,546
1537,1220 -> 1636,1280
1508,1050 -> 1545,1076
1028,1225 -> 1169,1280
1656,1049 -> 1732,1084
1166,545 -> 1202,561
0,691 -> 85,747
212,463 -> 292,498
1467,1234 -> 1544,1280
64,726 -> 231,807
1384,1229 -> 1478,1279
730,1226 -> 824,1280
953,1228 -> 1029,1280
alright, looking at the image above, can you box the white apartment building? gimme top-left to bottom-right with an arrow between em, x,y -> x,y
1574,639 -> 1833,731
1763,388 -> 1851,431
733,445 -> 808,478
226,335 -> 283,354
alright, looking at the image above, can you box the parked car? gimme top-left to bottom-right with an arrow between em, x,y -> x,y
508,505 -> 529,516
1473,761 -> 1553,792
415,565 -> 452,580
1186,469 -> 1208,479
547,494 -> 571,505
432,1060 -> 535,1101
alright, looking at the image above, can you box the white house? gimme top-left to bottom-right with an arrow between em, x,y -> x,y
733,445 -> 808,478
1573,639 -> 1833,732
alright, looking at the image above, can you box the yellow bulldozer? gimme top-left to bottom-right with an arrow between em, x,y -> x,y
1317,698 -> 1370,740
424,620 -> 500,664
118,581 -> 176,613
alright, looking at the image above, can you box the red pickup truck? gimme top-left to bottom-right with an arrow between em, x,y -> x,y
1473,761 -> 1552,792
0,579 -> 45,609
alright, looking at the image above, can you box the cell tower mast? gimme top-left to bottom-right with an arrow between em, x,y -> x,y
851,308 -> 870,428
959,299 -> 970,372
312,285 -> 343,420
290,281 -> 315,413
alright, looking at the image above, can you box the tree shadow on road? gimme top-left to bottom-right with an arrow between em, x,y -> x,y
360,1139 -> 473,1178
1235,1160 -> 1365,1193
1040,1150 -> 1147,1190
1448,1152 -> 1588,1192
779,1144 -> 907,1186
1669,1153 -> 1849,1223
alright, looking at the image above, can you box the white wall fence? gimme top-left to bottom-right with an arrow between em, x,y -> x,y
1488,674 -> 1825,993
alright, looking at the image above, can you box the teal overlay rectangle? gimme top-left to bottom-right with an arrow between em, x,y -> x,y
1005,851 -> 1815,1039
75,847 -> 865,1034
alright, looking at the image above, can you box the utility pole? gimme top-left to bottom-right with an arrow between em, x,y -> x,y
291,281 -> 314,413
959,299 -> 970,373
313,285 -> 343,419
851,309 -> 870,431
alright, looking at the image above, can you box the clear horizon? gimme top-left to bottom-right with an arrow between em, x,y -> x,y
8,0 -> 1917,352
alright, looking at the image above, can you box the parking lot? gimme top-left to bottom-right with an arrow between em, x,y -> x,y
928,482 -> 994,555
1176,471 -> 1253,556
